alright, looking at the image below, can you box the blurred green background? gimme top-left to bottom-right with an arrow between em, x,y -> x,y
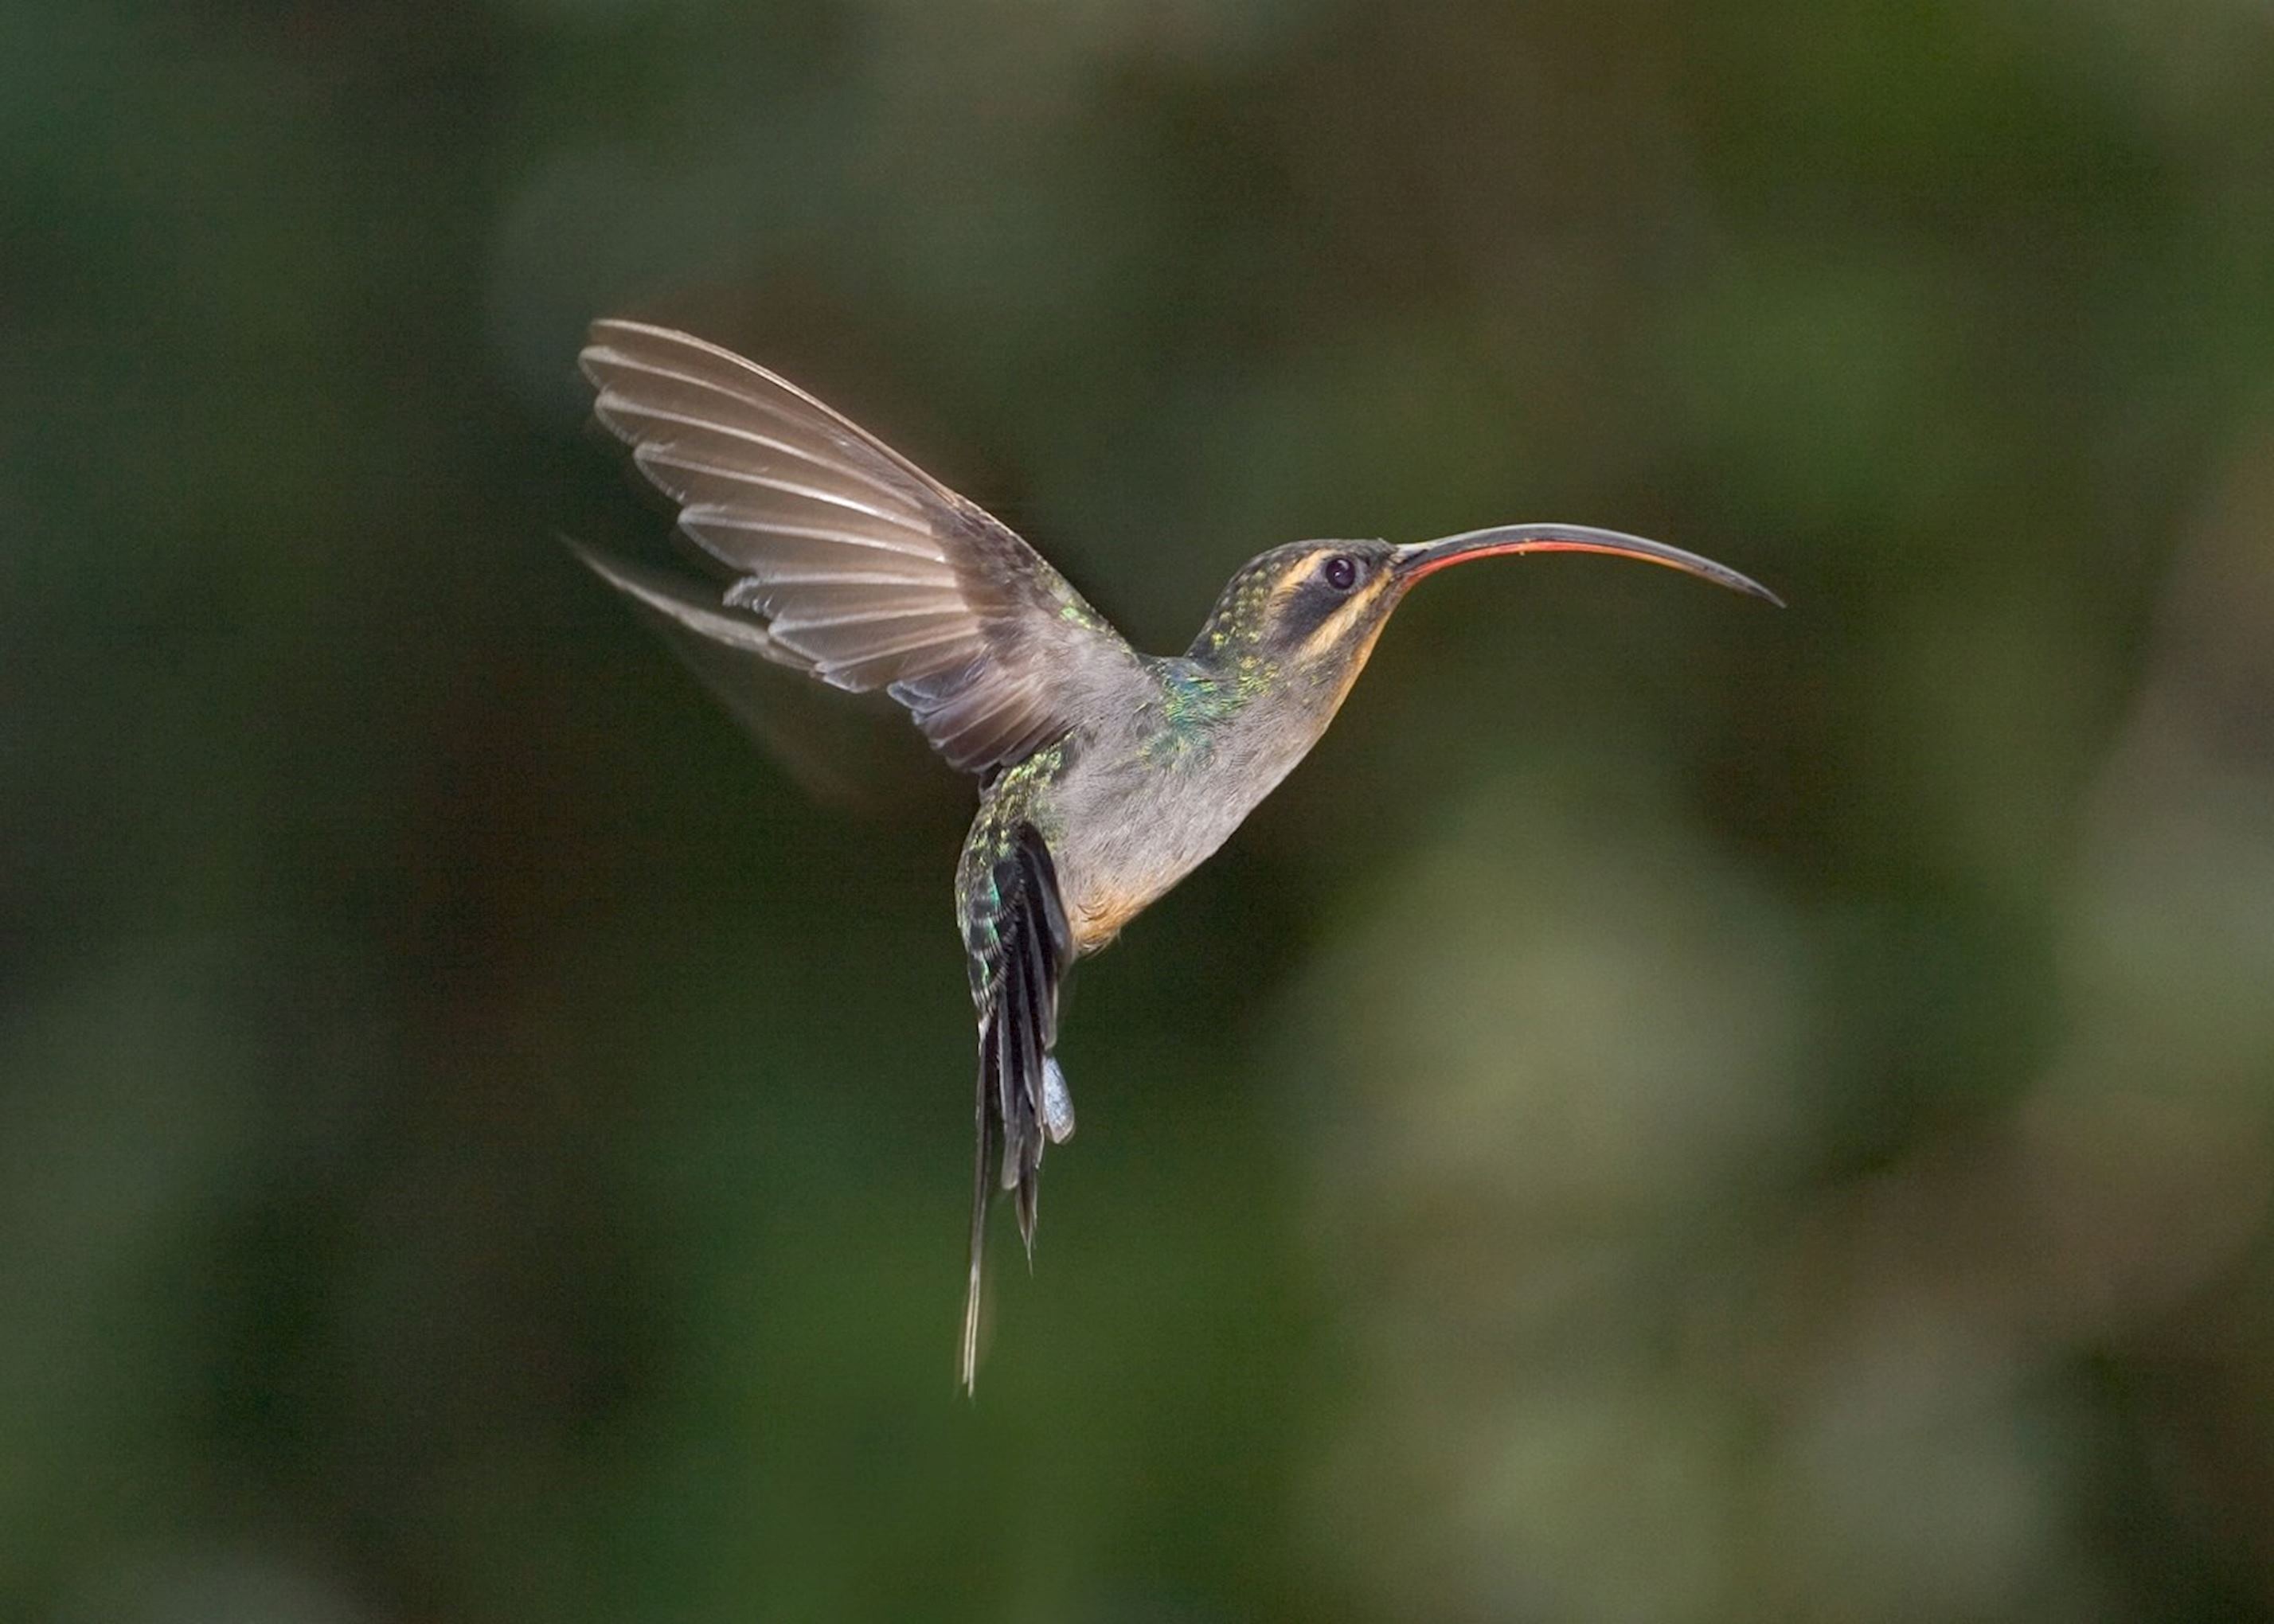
10,0 -> 2274,1619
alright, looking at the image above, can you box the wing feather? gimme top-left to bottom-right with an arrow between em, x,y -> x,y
579,319 -> 1145,775
593,357 -> 936,517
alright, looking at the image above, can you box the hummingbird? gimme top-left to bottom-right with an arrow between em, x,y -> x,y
573,318 -> 1779,1390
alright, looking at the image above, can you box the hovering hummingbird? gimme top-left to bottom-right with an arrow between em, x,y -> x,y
573,319 -> 1779,1389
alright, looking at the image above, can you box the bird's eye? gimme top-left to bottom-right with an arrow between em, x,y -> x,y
1323,554 -> 1358,592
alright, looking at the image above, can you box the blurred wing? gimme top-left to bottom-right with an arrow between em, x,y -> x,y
580,319 -> 1139,774
565,536 -> 943,808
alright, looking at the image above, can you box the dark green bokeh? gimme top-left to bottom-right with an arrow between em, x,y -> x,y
10,2 -> 2274,1619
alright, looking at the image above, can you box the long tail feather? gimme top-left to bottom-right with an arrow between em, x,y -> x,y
960,1024 -> 997,1394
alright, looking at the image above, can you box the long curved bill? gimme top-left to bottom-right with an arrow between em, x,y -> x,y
1393,524 -> 1782,606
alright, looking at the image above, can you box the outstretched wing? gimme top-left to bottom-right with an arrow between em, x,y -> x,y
579,319 -> 1142,775
960,822 -> 1073,1392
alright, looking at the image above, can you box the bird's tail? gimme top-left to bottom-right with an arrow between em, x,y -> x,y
960,825 -> 1073,1394
960,1041 -> 994,1393
960,1048 -> 1075,1392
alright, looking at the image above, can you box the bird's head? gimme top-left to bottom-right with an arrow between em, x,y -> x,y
1187,539 -> 1403,686
1187,525 -> 1779,712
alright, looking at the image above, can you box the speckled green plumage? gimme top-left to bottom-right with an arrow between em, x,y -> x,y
956,742 -> 1071,1005
1127,659 -> 1258,767
1190,548 -> 1288,654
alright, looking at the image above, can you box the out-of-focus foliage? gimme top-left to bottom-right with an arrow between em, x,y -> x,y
8,0 -> 2274,1619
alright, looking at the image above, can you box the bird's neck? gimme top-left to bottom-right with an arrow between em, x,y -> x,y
1151,653 -> 1275,729
1135,650 -> 1346,780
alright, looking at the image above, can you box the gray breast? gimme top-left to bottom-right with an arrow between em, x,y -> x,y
1049,708 -> 1321,947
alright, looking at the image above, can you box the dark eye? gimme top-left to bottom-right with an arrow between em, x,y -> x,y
1323,554 -> 1358,591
